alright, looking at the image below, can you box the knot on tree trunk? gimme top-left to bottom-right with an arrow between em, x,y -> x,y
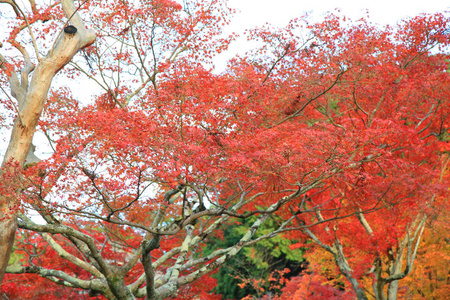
64,25 -> 77,34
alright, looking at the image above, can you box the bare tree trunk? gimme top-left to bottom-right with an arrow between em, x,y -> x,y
0,206 -> 17,288
0,0 -> 95,284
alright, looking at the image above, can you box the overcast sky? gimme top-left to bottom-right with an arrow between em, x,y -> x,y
213,0 -> 449,70
227,0 -> 449,28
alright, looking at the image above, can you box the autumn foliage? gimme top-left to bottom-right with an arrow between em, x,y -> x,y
0,0 -> 449,299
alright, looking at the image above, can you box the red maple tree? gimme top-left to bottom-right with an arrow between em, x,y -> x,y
0,1 -> 449,299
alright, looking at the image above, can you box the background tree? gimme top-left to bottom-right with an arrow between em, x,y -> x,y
402,178 -> 450,299
203,216 -> 305,299
0,1 -> 449,299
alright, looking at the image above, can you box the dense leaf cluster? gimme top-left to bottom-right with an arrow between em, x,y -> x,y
0,1 -> 449,299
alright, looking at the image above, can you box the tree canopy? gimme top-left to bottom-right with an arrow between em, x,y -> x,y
0,1 -> 449,299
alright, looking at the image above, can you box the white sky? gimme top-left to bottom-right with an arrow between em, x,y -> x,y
227,0 -> 449,28
213,0 -> 449,70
